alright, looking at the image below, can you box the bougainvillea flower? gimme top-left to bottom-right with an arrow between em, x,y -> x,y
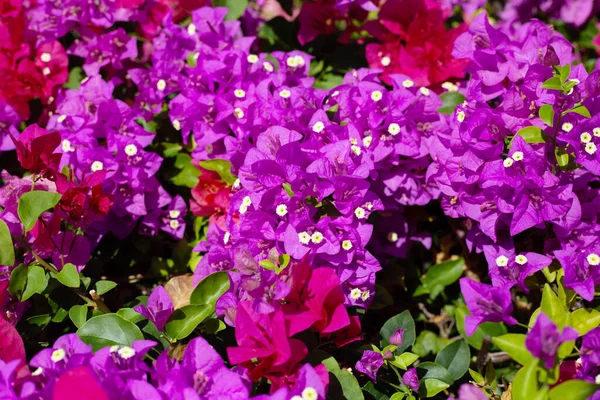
526,313 -> 578,369
402,368 -> 419,391
191,167 -> 231,230
53,366 -> 109,400
460,278 -> 517,335
10,124 -> 61,176
0,318 -> 27,378
355,350 -> 383,382
135,285 -> 174,331
55,171 -> 114,227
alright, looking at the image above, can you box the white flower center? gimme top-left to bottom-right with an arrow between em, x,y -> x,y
585,142 -> 597,155
503,158 -> 514,168
169,210 -> 181,219
342,240 -> 353,250
173,119 -> 181,130
286,56 -> 299,68
234,108 -> 245,119
580,132 -> 592,143
381,56 -> 391,67
169,220 -> 180,229
456,110 -> 465,123
32,367 -> 44,376
234,89 -> 246,99
40,52 -> 51,62
91,161 -> 104,172
495,255 -> 509,267
57,114 -> 66,123
312,121 -> 325,133
419,87 -> 430,96
362,136 -> 372,148
594,127 -> 600,137
223,231 -> 231,244
279,89 -> 291,98
388,123 -> 400,135
302,387 -> 318,400
125,144 -> 138,156
515,254 -> 528,265
43,67 -> 51,75
587,253 -> 600,266
247,54 -> 259,63
371,90 -> 383,102
350,288 -> 362,300
276,204 -> 288,217
387,232 -> 398,242
361,290 -> 370,301
512,151 -> 524,161
263,62 -> 274,72
354,207 -> 366,219
156,79 -> 166,91
351,145 -> 362,156
311,231 -> 324,244
298,232 -> 311,245
442,81 -> 459,91
117,346 -> 136,359
187,23 -> 196,35
51,349 -> 66,363
562,122 -> 574,132
402,79 -> 414,88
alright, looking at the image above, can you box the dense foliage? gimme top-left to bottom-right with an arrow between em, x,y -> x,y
2,0 -> 600,399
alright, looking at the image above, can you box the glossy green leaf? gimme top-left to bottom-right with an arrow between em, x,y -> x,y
69,305 -> 88,329
380,310 -> 416,353
541,77 -> 562,90
566,105 -> 591,118
420,378 -> 450,398
8,264 -> 27,299
95,280 -> 117,295
420,258 -> 464,299
77,313 -> 144,351
512,361 -> 541,400
412,330 -> 447,357
435,340 -> 470,381
116,308 -> 145,323
64,66 -> 85,90
190,271 -> 230,306
22,265 -> 45,301
541,284 -> 568,328
56,264 -> 80,288
165,304 -> 213,340
362,382 -> 390,400
438,92 -> 466,115
199,159 -> 236,185
389,393 -> 405,400
539,104 -> 554,127
469,369 -> 485,384
549,380 -> 599,400
558,64 -> 571,83
0,220 -> 15,266
172,154 -> 201,188
416,362 -> 454,384
211,0 -> 248,20
18,191 -> 62,231
323,357 -> 365,400
492,334 -> 535,366
555,147 -> 570,168
515,126 -> 545,144
571,308 -> 600,335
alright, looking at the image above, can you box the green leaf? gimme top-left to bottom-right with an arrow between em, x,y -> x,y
541,284 -> 568,328
420,258 -> 464,299
190,271 -> 230,306
571,308 -> 600,335
69,305 -> 88,328
389,393 -> 405,400
558,64 -> 571,83
18,191 -> 62,231
555,147 -> 570,168
56,264 -> 80,288
323,357 -> 365,400
22,265 -> 45,301
259,259 -> 275,271
416,362 -> 454,384
8,264 -> 27,299
390,352 -> 419,370
549,380 -> 600,400
438,92 -> 466,115
539,104 -> 555,127
512,361 -> 541,400
541,77 -> 562,90
515,126 -> 545,145
276,254 -> 291,274
77,313 -> 144,351
412,330 -> 447,357
362,382 -> 390,400
419,378 -> 450,398
435,340 -> 470,381
469,369 -> 485,384
165,304 -> 213,341
380,310 -> 416,353
565,105 -> 591,118
64,66 -> 85,90
492,334 -> 535,366
95,280 -> 117,295
116,308 -> 145,324
199,159 -> 236,185
162,142 -> 183,158
0,220 -> 15,266
282,183 -> 294,197
211,0 -> 248,20
172,154 -> 201,188
455,305 -> 507,349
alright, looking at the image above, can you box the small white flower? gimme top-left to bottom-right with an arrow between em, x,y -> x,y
40,52 -> 51,62
238,204 -> 248,214
242,196 -> 252,206
291,396 -> 303,400
234,108 -> 245,119
156,79 -> 166,91
91,161 -> 104,172
456,110 -> 465,123
118,346 -> 136,360
342,240 -> 353,250
32,367 -> 44,376
57,114 -> 67,123
388,123 -> 401,135
62,139 -> 75,152
512,151 -> 524,161
263,62 -> 274,72
169,210 -> 181,219
580,132 -> 592,143
279,89 -> 291,98
362,136 -> 373,148
515,254 -> 528,265
503,158 -> 514,168
354,206 -> 366,219
495,255 -> 509,267
233,178 -> 241,189
594,127 -> 600,137
349,138 -> 358,145
361,290 -> 370,301
387,232 -> 398,243
187,23 -> 196,35
350,288 -> 362,300
585,142 -> 597,155
43,67 -> 51,76
351,145 -> 362,156
587,253 -> 600,266
371,90 -> 383,102
247,54 -> 259,64
51,349 -> 66,363
376,55 -> 389,66
402,79 -> 414,88
569,78 -> 580,85
125,144 -> 138,156
596,374 -> 600,385
302,387 -> 318,400
298,231 -> 311,245
110,345 -> 120,353
312,121 -> 325,133
234,89 -> 246,98
562,122 -> 574,132
311,231 -> 324,244
442,81 -> 459,92
169,220 -> 180,230
364,202 -> 373,210
223,231 -> 231,244
276,204 -> 288,217
173,119 -> 181,130
420,87 -> 430,96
